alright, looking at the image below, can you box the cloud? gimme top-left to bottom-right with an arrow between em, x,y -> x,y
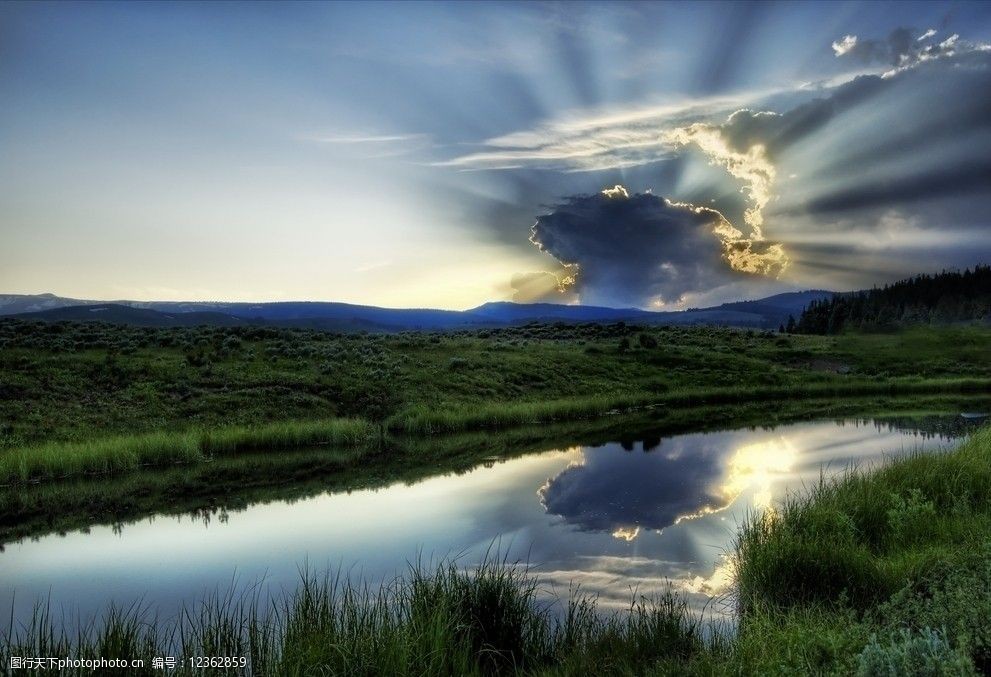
528,185 -> 786,306
663,116 -> 776,237
449,28 -> 991,299
306,132 -> 431,158
830,27 -> 989,73
832,35 -> 858,57
539,440 -> 729,535
312,133 -> 427,144
434,94 -> 752,172
509,269 -> 579,303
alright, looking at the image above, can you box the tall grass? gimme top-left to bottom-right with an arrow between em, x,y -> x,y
735,425 -> 991,615
0,431 -> 202,485
393,378 -> 991,434
199,419 -> 374,455
1,560 -> 706,676
0,418 -> 375,485
5,377 -> 988,484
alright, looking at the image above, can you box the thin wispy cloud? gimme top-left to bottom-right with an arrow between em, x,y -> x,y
311,133 -> 428,144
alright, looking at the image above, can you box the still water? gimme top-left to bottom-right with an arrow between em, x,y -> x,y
0,417 -> 971,625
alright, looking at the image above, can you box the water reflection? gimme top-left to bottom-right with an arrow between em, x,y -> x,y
0,416 -> 977,626
539,435 -> 799,540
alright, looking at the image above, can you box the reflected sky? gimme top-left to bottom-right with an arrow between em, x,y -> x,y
0,419 -> 963,626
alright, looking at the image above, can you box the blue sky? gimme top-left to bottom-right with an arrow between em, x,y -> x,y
2,1 -> 991,308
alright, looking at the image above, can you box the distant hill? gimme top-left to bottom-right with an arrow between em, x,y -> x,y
796,266 -> 991,334
1,290 -> 837,331
10,304 -> 249,327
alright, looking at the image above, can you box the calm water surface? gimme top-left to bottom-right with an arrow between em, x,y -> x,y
0,417 -> 971,625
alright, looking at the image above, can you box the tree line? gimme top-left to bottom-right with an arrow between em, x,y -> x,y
787,265 -> 991,334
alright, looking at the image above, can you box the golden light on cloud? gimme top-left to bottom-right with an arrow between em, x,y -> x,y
601,184 -> 630,199
524,180 -> 788,309
611,526 -> 641,541
663,124 -> 775,238
667,197 -> 788,278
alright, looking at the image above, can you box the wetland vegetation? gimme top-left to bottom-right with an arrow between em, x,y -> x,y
2,319 -> 991,675
4,425 -> 990,675
2,318 -> 989,483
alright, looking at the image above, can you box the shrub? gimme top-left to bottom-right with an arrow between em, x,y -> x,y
856,628 -> 973,677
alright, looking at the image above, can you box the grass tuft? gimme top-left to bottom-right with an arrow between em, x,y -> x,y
0,419 -> 375,485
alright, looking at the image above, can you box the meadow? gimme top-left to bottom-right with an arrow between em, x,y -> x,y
5,424 -> 990,675
1,318 -> 990,484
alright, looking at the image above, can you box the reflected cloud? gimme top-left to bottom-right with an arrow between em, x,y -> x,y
682,555 -> 735,597
539,434 -> 797,538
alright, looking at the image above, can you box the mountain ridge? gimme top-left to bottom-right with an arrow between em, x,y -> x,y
0,290 -> 835,331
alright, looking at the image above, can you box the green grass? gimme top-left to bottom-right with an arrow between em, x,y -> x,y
1,558 -> 708,677
0,418 -> 374,484
0,430 -> 202,483
735,425 -> 991,614
5,425 -> 991,674
393,378 -> 991,434
3,320 -> 991,484
3,321 -> 990,448
198,418 -> 374,455
3,379 -> 987,488
726,424 -> 991,674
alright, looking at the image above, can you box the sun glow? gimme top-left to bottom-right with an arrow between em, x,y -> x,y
677,436 -> 797,524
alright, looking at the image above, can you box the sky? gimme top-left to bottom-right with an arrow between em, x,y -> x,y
2,1 -> 990,310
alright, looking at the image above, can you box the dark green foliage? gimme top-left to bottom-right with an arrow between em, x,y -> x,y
730,426 -> 991,674
797,265 -> 991,334
637,332 -> 658,349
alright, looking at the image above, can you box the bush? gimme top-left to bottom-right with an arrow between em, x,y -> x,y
856,628 -> 973,677
638,333 -> 658,349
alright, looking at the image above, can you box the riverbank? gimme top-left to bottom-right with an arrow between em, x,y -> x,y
3,397 -> 981,544
5,425 -> 989,675
3,378 -> 990,486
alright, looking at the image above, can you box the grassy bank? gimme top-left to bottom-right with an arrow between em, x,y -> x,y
393,377 -> 991,434
5,426 -> 991,674
725,424 -> 991,674
2,360 -> 989,487
6,397 -> 981,544
0,418 -> 373,484
3,378 -> 989,486
3,319 -> 990,483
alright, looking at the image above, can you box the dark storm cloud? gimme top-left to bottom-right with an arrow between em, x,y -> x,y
539,440 -> 727,535
445,25 -> 991,299
529,189 -> 734,306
